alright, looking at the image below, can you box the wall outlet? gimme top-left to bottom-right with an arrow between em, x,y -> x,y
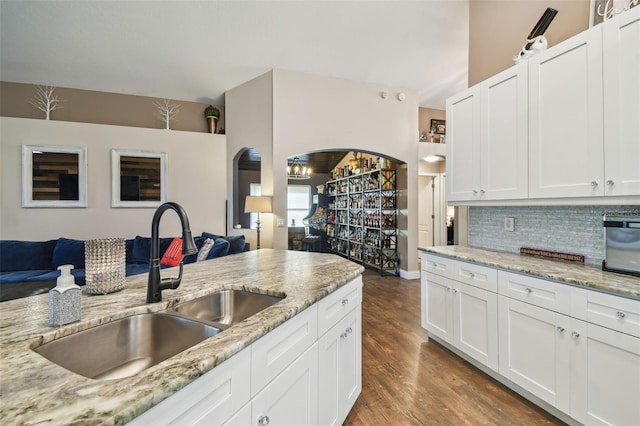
277,218 -> 286,228
504,217 -> 515,232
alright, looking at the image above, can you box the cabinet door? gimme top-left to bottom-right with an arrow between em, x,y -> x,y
498,296 -> 571,412
446,85 -> 481,201
529,25 -> 604,198
571,321 -> 640,425
481,62 -> 528,200
603,7 -> 640,196
422,272 -> 454,342
127,347 -> 251,426
452,282 -> 498,371
252,343 -> 319,426
318,307 -> 362,426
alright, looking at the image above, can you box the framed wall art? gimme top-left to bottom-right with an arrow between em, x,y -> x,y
111,149 -> 166,208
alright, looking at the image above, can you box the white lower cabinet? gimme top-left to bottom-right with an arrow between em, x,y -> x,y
423,253 -> 640,425
498,295 -> 571,411
318,307 -> 362,426
128,276 -> 363,426
252,343 -> 319,426
422,268 -> 498,371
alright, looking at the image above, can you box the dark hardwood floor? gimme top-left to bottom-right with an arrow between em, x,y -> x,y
344,270 -> 565,425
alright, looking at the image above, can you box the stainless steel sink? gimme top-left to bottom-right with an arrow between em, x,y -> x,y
169,290 -> 283,328
34,313 -> 221,380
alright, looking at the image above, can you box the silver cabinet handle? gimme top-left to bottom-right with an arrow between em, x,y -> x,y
606,180 -> 615,186
347,327 -> 353,334
479,189 -> 485,195
473,190 -> 478,195
469,272 -> 475,278
525,288 -> 532,294
590,181 -> 598,187
571,331 -> 580,339
557,326 -> 565,333
452,288 -> 458,294
616,311 -> 625,319
340,332 -> 347,339
342,299 -> 349,306
258,415 -> 270,426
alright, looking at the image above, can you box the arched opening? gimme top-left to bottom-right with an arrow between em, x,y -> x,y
286,149 -> 406,276
232,147 -> 262,230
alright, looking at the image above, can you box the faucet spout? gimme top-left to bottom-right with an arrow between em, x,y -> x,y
146,202 -> 198,303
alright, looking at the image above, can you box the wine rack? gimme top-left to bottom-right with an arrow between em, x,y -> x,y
326,169 -> 397,276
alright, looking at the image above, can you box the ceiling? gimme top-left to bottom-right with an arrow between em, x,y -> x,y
239,149 -> 348,174
0,1 -> 469,110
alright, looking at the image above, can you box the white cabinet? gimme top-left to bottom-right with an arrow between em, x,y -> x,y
446,64 -> 528,202
421,253 -> 498,370
252,343 -> 319,426
603,7 -> 640,196
480,62 -> 529,200
572,321 -> 640,425
446,86 -> 481,201
498,295 -> 571,411
528,25 -> 604,198
317,276 -> 362,426
127,347 -> 252,426
318,308 -> 362,426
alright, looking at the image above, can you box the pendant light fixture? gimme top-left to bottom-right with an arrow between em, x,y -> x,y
287,156 -> 312,180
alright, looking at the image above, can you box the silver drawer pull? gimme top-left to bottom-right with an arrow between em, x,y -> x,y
342,299 -> 349,306
606,180 -> 615,186
468,272 -> 475,278
590,180 -> 598,187
525,288 -> 532,294
346,327 -> 353,334
616,311 -> 625,319
557,326 -> 565,333
258,415 -> 270,426
340,332 -> 347,339
571,331 -> 580,339
452,288 -> 458,294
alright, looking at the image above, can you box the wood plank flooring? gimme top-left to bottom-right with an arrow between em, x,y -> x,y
344,271 -> 565,425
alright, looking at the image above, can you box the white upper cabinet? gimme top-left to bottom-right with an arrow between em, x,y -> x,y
447,63 -> 528,202
446,86 -> 481,201
529,24 -> 604,198
481,62 -> 529,200
603,7 -> 640,196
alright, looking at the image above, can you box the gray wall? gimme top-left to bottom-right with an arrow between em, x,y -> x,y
469,205 -> 640,266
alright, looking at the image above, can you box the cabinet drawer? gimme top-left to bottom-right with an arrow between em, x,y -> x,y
251,304 -> 318,396
318,275 -> 362,337
454,261 -> 497,293
498,271 -> 571,313
128,346 -> 251,426
573,288 -> 640,338
422,253 -> 456,278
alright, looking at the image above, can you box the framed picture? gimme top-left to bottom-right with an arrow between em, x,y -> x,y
111,149 -> 167,208
431,119 -> 446,135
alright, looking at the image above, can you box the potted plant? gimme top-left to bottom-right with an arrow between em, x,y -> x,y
204,105 -> 220,133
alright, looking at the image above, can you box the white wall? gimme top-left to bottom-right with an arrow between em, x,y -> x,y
0,117 -> 227,240
226,72 -> 275,249
231,70 -> 419,276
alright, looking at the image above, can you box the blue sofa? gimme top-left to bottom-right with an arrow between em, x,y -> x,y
0,233 -> 247,301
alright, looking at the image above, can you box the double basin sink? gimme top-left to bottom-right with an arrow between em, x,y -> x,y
34,290 -> 283,380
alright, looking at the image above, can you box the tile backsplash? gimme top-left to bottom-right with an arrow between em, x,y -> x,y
468,205 -> 639,266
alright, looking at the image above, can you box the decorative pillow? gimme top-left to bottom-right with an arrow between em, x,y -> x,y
160,238 -> 183,267
183,236 -> 204,264
196,238 -> 215,262
226,235 -> 246,254
52,238 -> 85,269
207,238 -> 230,259
0,240 -> 57,272
132,236 -> 173,265
201,232 -> 222,241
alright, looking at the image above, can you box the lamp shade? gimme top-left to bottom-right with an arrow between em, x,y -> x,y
244,196 -> 273,213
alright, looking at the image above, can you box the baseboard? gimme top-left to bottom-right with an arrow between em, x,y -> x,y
400,269 -> 420,280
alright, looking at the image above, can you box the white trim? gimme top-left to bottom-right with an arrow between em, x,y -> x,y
400,269 -> 420,280
22,144 -> 87,208
111,149 -> 167,208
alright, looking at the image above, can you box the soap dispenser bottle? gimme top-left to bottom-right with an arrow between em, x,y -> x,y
49,264 -> 82,327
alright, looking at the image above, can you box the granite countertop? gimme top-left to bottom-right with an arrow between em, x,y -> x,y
420,246 -> 640,300
0,249 -> 364,425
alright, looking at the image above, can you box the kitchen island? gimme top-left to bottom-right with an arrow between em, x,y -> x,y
0,249 -> 364,425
